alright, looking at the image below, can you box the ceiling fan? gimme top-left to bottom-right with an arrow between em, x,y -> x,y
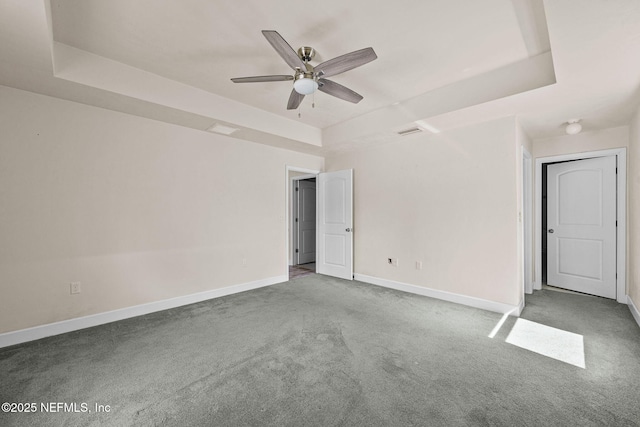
231,30 -> 377,110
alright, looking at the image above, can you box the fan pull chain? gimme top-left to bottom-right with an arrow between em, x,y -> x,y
312,92 -> 315,109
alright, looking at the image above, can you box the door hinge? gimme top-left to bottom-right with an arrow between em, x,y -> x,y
295,218 -> 298,222
295,187 -> 299,191
295,249 -> 299,253
616,220 -> 618,227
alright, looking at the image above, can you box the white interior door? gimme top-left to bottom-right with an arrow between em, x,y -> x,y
296,179 -> 316,264
547,156 -> 616,298
317,169 -> 353,280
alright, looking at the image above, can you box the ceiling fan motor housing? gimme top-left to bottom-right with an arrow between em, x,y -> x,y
297,46 -> 315,62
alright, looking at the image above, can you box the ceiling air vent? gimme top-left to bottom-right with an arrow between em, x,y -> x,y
397,127 -> 422,136
206,123 -> 238,135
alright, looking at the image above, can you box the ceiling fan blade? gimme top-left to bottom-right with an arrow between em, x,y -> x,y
287,89 -> 305,110
314,47 -> 377,78
262,30 -> 306,71
318,79 -> 363,104
231,75 -> 293,83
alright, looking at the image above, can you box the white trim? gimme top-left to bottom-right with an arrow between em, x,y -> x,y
522,147 -> 533,294
285,166 -> 320,175
354,274 -> 523,316
291,174 -> 317,181
0,275 -> 287,348
292,179 -> 299,266
616,152 -> 628,303
628,295 -> 640,330
534,148 -> 627,303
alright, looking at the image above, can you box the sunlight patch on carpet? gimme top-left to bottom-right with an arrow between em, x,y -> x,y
487,307 -> 519,339
488,312 -> 510,339
505,318 -> 585,368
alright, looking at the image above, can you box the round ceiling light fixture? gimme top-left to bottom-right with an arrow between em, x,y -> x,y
565,119 -> 582,135
293,76 -> 318,95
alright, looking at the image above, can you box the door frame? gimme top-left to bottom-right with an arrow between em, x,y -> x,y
522,147 -> 533,294
534,148 -> 627,303
285,166 -> 320,276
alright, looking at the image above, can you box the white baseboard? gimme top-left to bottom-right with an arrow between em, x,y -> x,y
354,274 -> 523,316
516,296 -> 525,316
628,295 -> 640,330
0,275 -> 288,349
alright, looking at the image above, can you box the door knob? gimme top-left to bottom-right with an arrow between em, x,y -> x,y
548,229 -> 554,233
345,228 -> 352,232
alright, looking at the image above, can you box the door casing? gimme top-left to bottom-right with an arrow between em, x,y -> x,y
522,147 -> 533,295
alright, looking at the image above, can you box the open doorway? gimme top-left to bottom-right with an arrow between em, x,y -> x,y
285,166 -> 319,280
285,166 -> 354,281
291,177 -> 316,278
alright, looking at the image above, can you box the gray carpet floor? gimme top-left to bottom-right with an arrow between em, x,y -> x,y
1,274 -> 639,426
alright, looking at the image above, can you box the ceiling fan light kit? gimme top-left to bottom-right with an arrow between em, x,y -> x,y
293,74 -> 318,95
231,30 -> 377,110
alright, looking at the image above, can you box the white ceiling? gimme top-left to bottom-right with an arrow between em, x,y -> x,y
2,0 -> 640,153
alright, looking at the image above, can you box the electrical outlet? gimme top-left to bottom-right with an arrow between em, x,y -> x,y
416,261 -> 423,270
70,282 -> 81,295
387,258 -> 398,267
